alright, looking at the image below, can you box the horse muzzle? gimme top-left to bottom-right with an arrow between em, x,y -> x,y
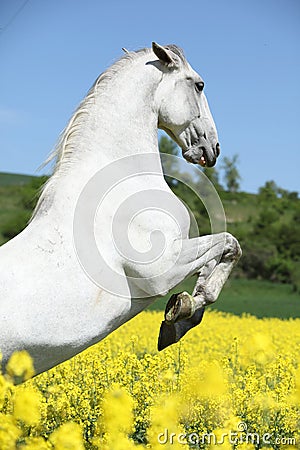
182,139 -> 220,167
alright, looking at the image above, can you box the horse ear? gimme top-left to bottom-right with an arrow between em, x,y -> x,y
152,42 -> 178,67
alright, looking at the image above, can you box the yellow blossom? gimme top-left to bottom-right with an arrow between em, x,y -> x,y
0,310 -> 299,447
49,422 -> 84,450
6,350 -> 35,383
0,413 -> 21,450
19,436 -> 50,450
13,387 -> 41,425
148,394 -> 184,448
0,374 -> 11,410
236,444 -> 256,450
101,383 -> 134,437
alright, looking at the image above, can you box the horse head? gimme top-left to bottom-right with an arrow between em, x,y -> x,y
153,42 -> 220,167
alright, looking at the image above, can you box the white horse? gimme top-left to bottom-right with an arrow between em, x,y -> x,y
0,43 -> 241,377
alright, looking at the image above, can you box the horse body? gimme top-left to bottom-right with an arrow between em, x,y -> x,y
0,43 -> 241,376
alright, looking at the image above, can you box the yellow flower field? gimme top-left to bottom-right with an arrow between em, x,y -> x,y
0,310 -> 300,449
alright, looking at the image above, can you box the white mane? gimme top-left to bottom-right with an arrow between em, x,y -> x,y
32,49 -> 153,218
41,48 -> 152,175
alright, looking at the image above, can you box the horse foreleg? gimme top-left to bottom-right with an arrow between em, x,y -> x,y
158,232 -> 241,350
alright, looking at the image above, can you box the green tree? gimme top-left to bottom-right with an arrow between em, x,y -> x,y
159,135 -> 180,187
202,166 -> 222,190
159,135 -> 179,156
221,154 -> 241,192
258,180 -> 279,201
1,176 -> 48,242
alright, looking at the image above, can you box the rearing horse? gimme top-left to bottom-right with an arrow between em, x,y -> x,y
0,43 -> 241,376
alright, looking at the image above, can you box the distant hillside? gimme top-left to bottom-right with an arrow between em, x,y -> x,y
0,172 -> 48,244
0,172 -> 34,186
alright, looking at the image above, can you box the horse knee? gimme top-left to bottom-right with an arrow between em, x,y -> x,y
222,233 -> 242,262
204,288 -> 216,305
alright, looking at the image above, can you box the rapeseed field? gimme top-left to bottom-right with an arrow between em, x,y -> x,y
0,310 -> 299,449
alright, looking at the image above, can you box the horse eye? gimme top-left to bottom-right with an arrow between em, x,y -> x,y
195,81 -> 204,93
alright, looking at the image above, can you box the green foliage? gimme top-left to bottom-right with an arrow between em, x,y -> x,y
0,172 -> 33,186
0,175 -> 48,243
234,193 -> 300,285
159,135 -> 179,156
149,277 -> 300,318
19,175 -> 48,210
239,239 -> 277,280
1,210 -> 31,240
221,154 -> 241,192
258,180 -> 279,201
202,166 -> 222,190
159,135 -> 180,188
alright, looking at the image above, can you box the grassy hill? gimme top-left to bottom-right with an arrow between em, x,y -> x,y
148,277 -> 300,318
0,172 -> 34,186
0,172 -> 49,244
0,173 -> 34,243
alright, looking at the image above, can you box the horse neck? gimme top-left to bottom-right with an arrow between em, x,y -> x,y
32,54 -> 162,228
91,61 -> 160,161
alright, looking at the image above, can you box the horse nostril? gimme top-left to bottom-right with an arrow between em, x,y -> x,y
216,142 -> 220,156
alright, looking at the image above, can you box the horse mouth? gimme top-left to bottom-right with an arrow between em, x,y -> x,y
199,154 -> 207,167
159,126 -> 217,167
182,146 -> 205,165
182,145 -> 216,167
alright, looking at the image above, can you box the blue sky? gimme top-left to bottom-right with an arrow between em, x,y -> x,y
1,0 -> 299,194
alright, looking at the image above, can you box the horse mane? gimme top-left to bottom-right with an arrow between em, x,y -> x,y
38,48 -> 151,174
31,45 -> 186,219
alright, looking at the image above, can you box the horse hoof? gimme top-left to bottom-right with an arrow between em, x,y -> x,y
165,291 -> 195,323
158,306 -> 205,351
158,321 -> 177,351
